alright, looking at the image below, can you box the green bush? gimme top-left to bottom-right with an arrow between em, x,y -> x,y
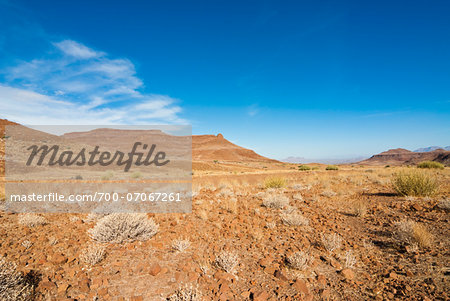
298,165 -> 311,171
264,177 -> 286,189
326,165 -> 339,170
392,170 -> 439,197
417,161 -> 444,170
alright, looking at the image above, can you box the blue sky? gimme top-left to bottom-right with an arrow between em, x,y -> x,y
0,0 -> 449,159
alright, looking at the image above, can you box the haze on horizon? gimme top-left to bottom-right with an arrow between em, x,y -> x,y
0,0 -> 449,160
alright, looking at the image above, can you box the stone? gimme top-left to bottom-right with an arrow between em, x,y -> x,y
274,269 -> 289,281
253,290 -> 269,301
340,268 -> 354,280
149,263 -> 161,276
292,279 -> 309,295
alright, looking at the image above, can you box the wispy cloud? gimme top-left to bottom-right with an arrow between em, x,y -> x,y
0,39 -> 185,125
247,104 -> 259,117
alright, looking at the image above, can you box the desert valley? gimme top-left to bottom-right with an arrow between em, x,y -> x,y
0,119 -> 449,300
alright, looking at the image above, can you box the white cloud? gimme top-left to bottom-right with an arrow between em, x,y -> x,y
53,40 -> 104,59
1,39 -> 185,125
0,84 -> 184,124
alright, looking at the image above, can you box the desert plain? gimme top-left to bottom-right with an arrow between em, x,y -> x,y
0,121 -> 449,301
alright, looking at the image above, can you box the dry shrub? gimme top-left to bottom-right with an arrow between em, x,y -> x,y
168,283 -> 202,301
264,177 -> 286,189
292,193 -> 303,201
0,256 -> 34,301
215,251 -> 239,274
21,241 -> 32,250
286,251 -> 311,270
172,239 -> 191,252
351,199 -> 368,217
89,213 -> 159,243
392,170 -> 439,197
281,211 -> 309,226
395,220 -> 433,248
217,188 -> 234,198
321,233 -> 342,253
437,198 -> 450,210
18,214 -> 47,227
320,190 -> 337,198
262,194 -> 289,209
80,244 -> 106,265
221,197 -> 238,214
344,250 -> 357,268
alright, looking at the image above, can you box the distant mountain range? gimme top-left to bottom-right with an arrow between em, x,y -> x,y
282,156 -> 368,165
414,146 -> 450,152
359,148 -> 450,166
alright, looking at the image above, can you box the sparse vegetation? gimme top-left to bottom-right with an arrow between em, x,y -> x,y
0,256 -> 34,301
88,213 -> 159,243
101,171 -> 114,180
437,198 -> 450,210
80,244 -> 106,265
392,169 -> 439,196
262,194 -> 289,209
263,177 -> 286,189
168,284 -> 202,301
215,251 -> 239,273
394,220 -> 433,248
321,233 -> 342,253
298,165 -> 311,171
417,161 -> 444,169
18,214 -> 48,227
130,171 -> 142,179
351,199 -> 368,217
172,239 -> 191,252
221,197 -> 238,214
344,250 -> 357,268
286,251 -> 311,270
280,211 -> 309,226
326,165 -> 339,170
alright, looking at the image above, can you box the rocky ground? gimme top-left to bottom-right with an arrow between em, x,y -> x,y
0,165 -> 449,300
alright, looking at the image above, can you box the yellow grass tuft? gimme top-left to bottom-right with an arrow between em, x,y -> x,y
392,169 -> 439,196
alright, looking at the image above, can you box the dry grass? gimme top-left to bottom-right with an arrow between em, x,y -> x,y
351,199 -> 368,217
286,251 -> 311,270
0,256 -> 34,301
344,250 -> 357,268
221,197 -> 238,214
280,211 -> 309,226
168,284 -> 202,301
80,244 -> 106,265
264,177 -> 287,189
437,198 -> 450,210
392,169 -> 439,197
321,233 -> 342,253
320,190 -> 337,198
262,194 -> 289,209
395,220 -> 433,248
89,213 -> 159,243
215,251 -> 239,274
18,214 -> 48,227
172,239 -> 191,252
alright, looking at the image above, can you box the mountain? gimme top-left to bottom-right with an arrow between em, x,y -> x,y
359,148 -> 450,166
192,134 -> 277,162
414,146 -> 450,152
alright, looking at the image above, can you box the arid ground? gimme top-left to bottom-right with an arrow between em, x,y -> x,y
0,159 -> 449,300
